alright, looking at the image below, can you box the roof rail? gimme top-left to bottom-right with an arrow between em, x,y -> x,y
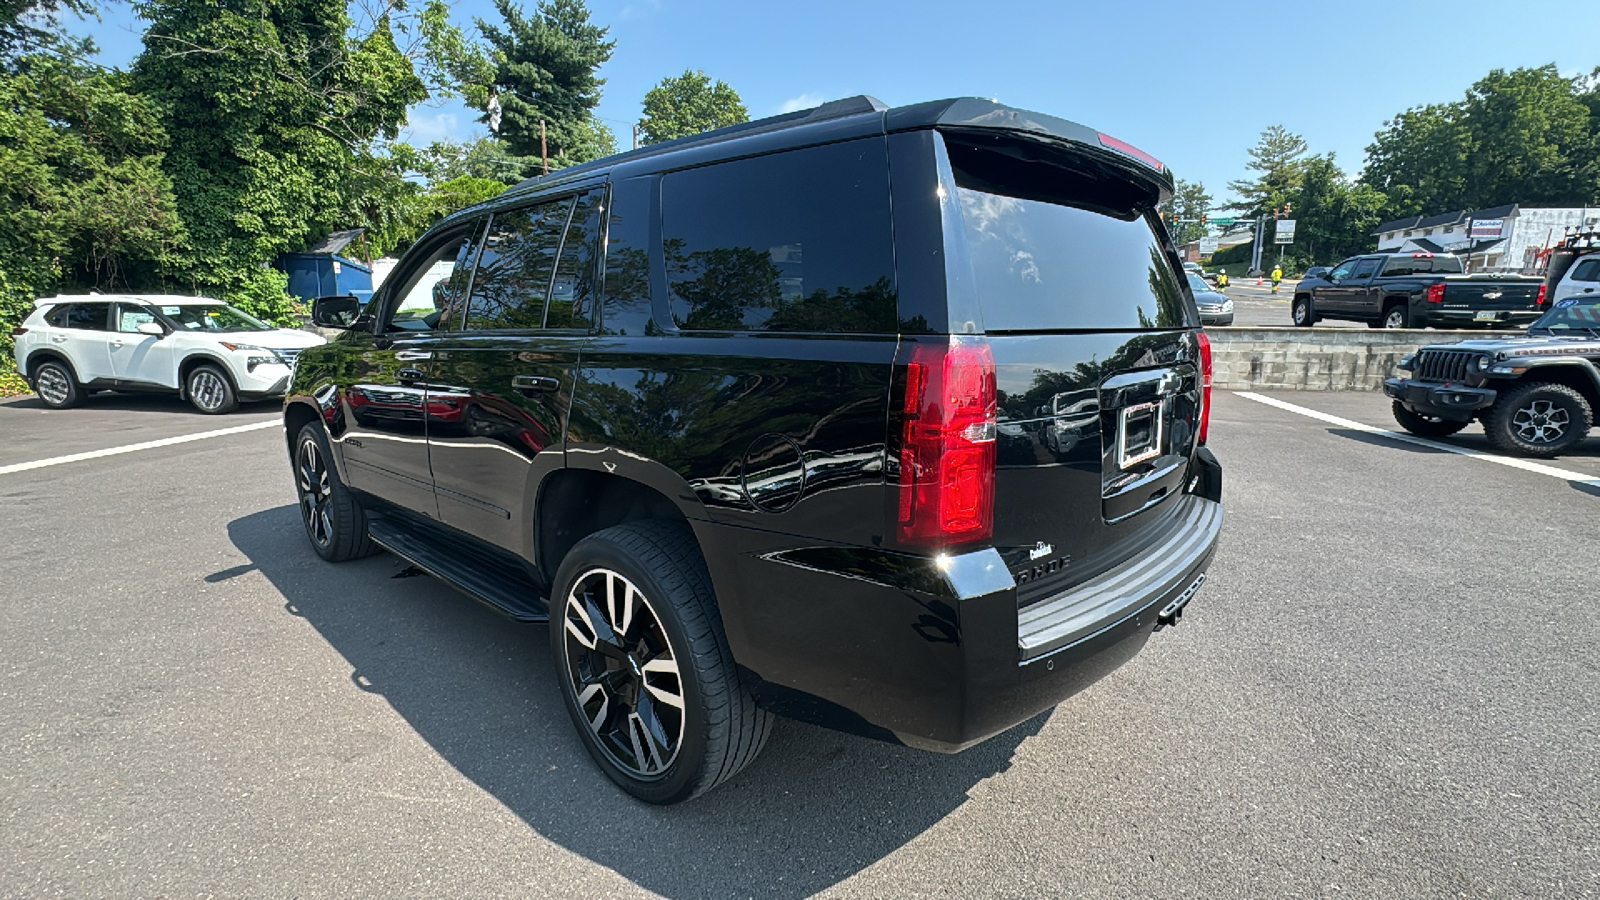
509,95 -> 889,191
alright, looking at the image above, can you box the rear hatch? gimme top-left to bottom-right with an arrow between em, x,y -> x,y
937,130 -> 1205,605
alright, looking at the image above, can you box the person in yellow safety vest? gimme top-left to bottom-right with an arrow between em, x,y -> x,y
1271,264 -> 1283,294
1216,271 -> 1228,290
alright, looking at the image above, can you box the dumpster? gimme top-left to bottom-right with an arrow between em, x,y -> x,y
279,229 -> 374,304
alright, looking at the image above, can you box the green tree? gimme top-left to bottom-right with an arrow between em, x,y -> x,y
1284,154 -> 1386,268
0,55 -> 185,361
1363,64 -> 1599,217
474,0 -> 615,169
1159,179 -> 1213,244
638,69 -> 747,145
1,0 -> 93,61
1226,125 -> 1308,217
132,0 -> 426,320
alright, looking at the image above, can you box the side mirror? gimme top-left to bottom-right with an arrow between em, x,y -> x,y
312,295 -> 361,329
135,322 -> 165,337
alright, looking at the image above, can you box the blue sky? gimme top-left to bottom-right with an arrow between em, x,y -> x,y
72,0 -> 1600,208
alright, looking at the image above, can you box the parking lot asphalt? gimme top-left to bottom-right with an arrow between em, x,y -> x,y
2,390 -> 1596,898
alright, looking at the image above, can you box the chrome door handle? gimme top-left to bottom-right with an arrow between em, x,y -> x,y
395,349 -> 434,361
512,375 -> 560,394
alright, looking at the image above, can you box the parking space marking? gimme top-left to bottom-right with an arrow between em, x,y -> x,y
1234,391 -> 1600,489
0,419 -> 279,476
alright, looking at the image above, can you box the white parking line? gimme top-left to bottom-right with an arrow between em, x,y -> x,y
1234,391 -> 1600,489
0,419 -> 279,476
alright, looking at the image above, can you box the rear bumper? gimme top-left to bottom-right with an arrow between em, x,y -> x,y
1416,308 -> 1541,328
1383,377 -> 1497,421
699,450 -> 1225,753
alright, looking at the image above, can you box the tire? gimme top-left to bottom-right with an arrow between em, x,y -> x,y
1382,305 -> 1410,329
1292,295 -> 1316,327
551,520 -> 772,805
187,364 -> 238,414
292,423 -> 377,562
1482,382 -> 1593,458
1391,400 -> 1468,438
32,359 -> 82,409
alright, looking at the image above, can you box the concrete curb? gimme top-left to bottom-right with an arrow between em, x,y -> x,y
1206,327 -> 1520,391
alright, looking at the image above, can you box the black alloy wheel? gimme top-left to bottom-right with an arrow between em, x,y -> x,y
33,360 -> 82,409
1391,401 -> 1468,438
551,521 -> 771,804
1292,296 -> 1315,327
1482,382 -> 1593,458
293,423 -> 376,562
561,567 -> 687,779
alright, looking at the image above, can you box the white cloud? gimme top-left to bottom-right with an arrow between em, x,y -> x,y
778,93 -> 825,114
399,110 -> 468,146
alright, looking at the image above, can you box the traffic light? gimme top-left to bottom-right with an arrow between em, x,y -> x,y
1284,202 -> 1292,215
1200,212 -> 1208,226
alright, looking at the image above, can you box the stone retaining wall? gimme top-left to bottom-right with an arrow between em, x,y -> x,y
1206,327 -> 1518,391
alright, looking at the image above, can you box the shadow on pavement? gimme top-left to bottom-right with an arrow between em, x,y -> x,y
228,505 -> 1042,898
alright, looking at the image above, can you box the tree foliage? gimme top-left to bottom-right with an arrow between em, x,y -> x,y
0,55 -> 186,360
131,0 -> 426,320
1,0 -> 93,62
638,68 -> 747,145
474,0 -> 615,168
1226,125 -> 1308,217
1362,64 -> 1600,217
1160,179 -> 1213,244
1285,154 -> 1386,268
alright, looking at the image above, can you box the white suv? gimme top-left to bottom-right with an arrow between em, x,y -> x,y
11,294 -> 326,413
1552,253 -> 1599,305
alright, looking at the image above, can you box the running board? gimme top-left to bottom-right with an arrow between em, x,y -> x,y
367,517 -> 549,623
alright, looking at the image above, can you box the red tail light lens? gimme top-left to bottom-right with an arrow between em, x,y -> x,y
1196,331 -> 1213,445
1535,284 -> 1548,307
898,337 -> 997,547
1426,284 -> 1445,304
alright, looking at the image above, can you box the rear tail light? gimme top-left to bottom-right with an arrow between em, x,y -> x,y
9,326 -> 25,337
1096,132 -> 1164,171
1196,331 -> 1213,445
1425,284 -> 1445,304
898,337 -> 997,547
1535,284 -> 1548,307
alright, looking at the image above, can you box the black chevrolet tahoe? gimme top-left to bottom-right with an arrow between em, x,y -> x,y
1385,294 -> 1600,457
1292,252 -> 1545,329
284,96 -> 1225,804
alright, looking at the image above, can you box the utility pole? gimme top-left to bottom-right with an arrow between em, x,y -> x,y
632,123 -> 639,150
540,119 -> 549,175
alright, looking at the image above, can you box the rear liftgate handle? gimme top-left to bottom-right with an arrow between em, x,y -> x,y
512,375 -> 561,396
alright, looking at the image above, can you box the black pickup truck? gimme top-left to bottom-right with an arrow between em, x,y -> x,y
1292,252 -> 1545,329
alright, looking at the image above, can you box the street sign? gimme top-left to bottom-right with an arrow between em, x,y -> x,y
1274,219 -> 1297,244
1211,217 -> 1235,226
1199,237 -> 1220,254
1470,219 -> 1504,239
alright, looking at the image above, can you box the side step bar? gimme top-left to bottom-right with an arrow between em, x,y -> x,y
367,517 -> 550,623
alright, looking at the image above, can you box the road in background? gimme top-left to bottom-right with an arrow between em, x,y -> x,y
1,392 -> 1596,898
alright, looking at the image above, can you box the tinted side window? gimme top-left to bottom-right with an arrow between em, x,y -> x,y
546,190 -> 602,330
464,197 -> 574,331
1572,259 -> 1600,282
56,302 -> 111,330
600,177 -> 654,336
1350,259 -> 1381,279
1328,261 -> 1356,280
662,138 -> 896,333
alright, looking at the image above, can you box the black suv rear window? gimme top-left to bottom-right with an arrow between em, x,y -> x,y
661,138 -> 896,333
945,136 -> 1188,332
